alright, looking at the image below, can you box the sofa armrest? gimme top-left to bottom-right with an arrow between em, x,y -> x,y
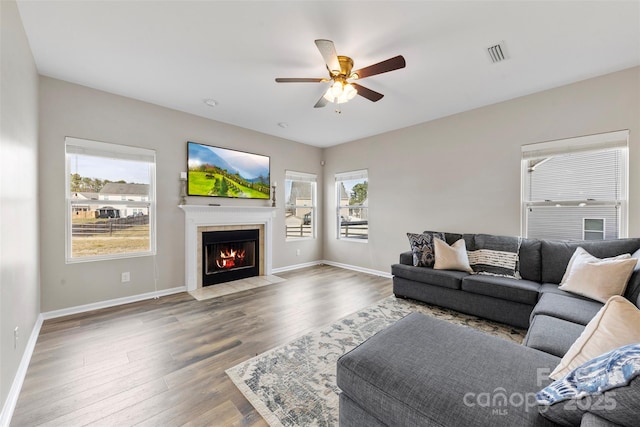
399,251 -> 413,265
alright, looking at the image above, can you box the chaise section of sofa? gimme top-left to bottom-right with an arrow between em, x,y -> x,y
337,312 -> 560,427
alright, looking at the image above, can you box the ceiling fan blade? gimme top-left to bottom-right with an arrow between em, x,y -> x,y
351,83 -> 384,102
275,78 -> 325,83
315,39 -> 340,74
352,55 -> 406,79
314,94 -> 328,108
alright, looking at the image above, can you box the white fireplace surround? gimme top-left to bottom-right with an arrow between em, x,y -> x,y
179,205 -> 276,291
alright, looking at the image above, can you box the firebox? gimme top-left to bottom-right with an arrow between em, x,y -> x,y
202,229 -> 259,286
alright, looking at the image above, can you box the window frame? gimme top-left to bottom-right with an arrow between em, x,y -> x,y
520,130 -> 628,240
284,170 -> 317,240
65,137 -> 157,263
335,169 -> 369,242
583,218 -> 606,240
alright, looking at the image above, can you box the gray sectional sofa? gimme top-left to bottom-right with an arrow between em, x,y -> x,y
337,233 -> 640,426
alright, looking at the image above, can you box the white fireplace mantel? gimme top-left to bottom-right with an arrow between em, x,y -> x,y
179,205 -> 276,291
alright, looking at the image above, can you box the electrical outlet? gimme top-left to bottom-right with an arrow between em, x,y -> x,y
296,249 -> 301,256
121,272 -> 130,283
14,326 -> 19,349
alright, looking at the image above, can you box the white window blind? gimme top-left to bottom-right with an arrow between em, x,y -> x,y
335,169 -> 368,182
66,137 -> 156,163
286,170 -> 317,182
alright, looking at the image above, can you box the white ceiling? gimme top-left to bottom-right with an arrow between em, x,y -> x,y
16,1 -> 640,147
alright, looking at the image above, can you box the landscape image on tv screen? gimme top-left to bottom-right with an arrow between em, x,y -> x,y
187,141 -> 270,199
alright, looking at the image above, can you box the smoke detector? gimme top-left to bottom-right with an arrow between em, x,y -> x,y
487,41 -> 509,63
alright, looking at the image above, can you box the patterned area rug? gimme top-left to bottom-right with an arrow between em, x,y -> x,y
226,296 -> 526,427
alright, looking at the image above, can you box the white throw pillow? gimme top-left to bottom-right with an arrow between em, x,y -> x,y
433,238 -> 472,272
558,247 -> 637,303
550,295 -> 640,380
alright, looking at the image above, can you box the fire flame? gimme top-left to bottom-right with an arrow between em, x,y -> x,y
216,248 -> 246,269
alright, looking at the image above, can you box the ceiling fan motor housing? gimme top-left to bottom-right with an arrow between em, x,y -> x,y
335,55 -> 355,78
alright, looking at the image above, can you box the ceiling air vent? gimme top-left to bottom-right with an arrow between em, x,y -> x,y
487,41 -> 508,63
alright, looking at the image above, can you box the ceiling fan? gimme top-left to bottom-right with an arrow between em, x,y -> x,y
275,39 -> 406,108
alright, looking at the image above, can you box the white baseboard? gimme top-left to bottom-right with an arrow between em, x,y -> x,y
273,260 -> 392,279
1,313 -> 43,427
320,260 -> 393,278
272,260 -> 323,274
41,286 -> 186,320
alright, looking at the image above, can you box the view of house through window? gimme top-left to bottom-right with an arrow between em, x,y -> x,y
521,130 -> 628,241
285,170 -> 317,239
336,170 -> 368,241
583,218 -> 605,240
66,137 -> 156,262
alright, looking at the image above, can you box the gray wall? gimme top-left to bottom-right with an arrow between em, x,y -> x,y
1,0 -> 40,414
38,77 -> 323,312
322,66 -> 640,274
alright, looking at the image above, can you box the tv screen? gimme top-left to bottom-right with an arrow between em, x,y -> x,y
187,141 -> 270,199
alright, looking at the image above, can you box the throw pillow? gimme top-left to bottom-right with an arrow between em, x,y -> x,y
433,238 -> 472,272
537,343 -> 640,427
467,234 -> 522,278
550,295 -> 640,380
559,247 -> 637,303
407,232 -> 445,267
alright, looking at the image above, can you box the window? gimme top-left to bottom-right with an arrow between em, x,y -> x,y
336,170 -> 368,241
285,171 -> 316,239
521,130 -> 628,241
66,137 -> 156,262
584,218 -> 605,240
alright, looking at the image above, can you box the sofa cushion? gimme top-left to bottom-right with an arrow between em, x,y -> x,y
540,239 -> 640,284
424,230 -> 465,246
461,275 -> 541,305
550,296 -> 640,380
518,238 -> 543,283
467,234 -> 522,277
337,312 -> 560,427
390,263 -> 467,290
538,283 -> 595,300
531,292 -> 603,326
558,247 -> 637,303
406,231 -> 445,267
538,343 -> 640,427
524,314 -> 585,358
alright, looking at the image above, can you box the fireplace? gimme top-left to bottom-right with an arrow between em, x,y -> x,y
179,205 -> 275,291
202,229 -> 260,286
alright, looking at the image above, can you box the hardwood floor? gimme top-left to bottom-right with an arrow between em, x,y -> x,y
10,265 -> 392,426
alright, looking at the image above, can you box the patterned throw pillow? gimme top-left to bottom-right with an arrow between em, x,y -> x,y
537,343 -> 640,426
407,232 -> 445,267
467,234 -> 522,278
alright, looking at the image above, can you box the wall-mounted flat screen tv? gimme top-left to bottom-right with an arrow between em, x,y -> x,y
187,141 -> 270,199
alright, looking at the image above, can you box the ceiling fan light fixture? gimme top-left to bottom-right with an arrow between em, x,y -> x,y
323,81 -> 358,104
